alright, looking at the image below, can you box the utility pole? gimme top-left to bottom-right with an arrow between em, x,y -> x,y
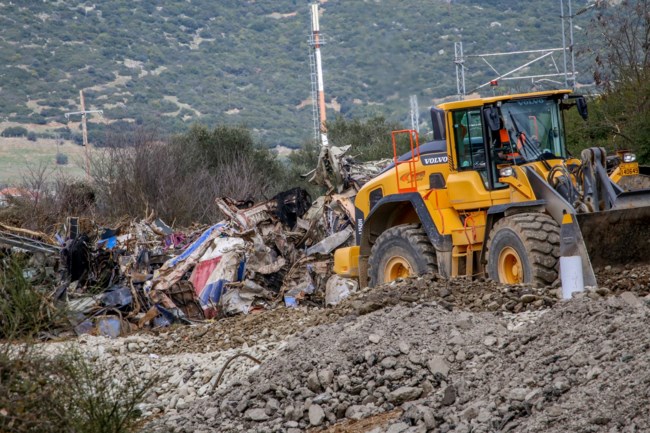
65,90 -> 103,178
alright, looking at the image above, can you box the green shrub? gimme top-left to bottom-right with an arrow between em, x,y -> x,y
0,256 -> 63,339
55,152 -> 69,165
0,345 -> 153,433
1,126 -> 28,137
326,115 -> 409,161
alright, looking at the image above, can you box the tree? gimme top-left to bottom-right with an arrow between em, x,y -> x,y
326,115 -> 408,162
568,0 -> 650,160
591,0 -> 650,89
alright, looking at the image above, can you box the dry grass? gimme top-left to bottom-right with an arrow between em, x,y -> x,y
0,137 -> 89,185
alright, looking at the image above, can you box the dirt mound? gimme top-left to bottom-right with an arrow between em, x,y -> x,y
146,263 -> 650,358
145,290 -> 649,433
147,273 -> 560,357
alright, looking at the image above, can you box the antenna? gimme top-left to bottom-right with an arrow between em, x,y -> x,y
309,3 -> 328,147
409,95 -> 420,133
65,90 -> 103,178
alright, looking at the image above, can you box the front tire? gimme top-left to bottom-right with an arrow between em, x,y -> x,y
368,224 -> 437,287
486,213 -> 560,286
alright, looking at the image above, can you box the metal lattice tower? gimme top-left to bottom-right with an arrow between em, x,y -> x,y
308,50 -> 320,145
454,42 -> 466,100
409,95 -> 420,133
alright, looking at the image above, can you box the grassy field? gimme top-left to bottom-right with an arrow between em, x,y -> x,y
0,137 -> 89,186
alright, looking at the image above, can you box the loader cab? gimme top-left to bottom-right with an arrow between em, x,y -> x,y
451,107 -> 503,191
450,94 -> 571,191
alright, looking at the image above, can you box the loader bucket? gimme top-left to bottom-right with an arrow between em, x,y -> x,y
575,201 -> 650,269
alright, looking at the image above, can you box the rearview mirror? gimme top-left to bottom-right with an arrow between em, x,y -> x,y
576,96 -> 588,121
484,107 -> 501,131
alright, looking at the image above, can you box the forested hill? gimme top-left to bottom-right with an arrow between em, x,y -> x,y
1,0 -> 592,146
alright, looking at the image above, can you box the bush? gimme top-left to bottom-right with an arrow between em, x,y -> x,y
326,115 -> 409,161
0,345 -> 152,433
27,131 -> 37,141
55,152 -> 68,165
1,126 -> 28,137
1,166 -> 96,233
0,255 -> 64,339
91,125 -> 286,225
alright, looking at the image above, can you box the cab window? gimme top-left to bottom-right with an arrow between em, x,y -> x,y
452,109 -> 486,176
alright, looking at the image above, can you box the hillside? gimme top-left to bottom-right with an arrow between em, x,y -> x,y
0,0 -> 594,146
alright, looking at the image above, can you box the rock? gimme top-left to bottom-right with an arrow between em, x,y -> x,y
387,386 -> 422,404
448,334 -> 465,346
398,341 -> 410,354
387,422 -> 409,433
483,335 -> 497,346
591,416 -> 611,425
520,294 -> 537,304
460,405 -> 478,421
308,404 -> 325,426
245,408 -> 269,421
312,393 -> 331,404
427,356 -> 450,377
318,369 -> 334,386
266,398 -> 280,413
477,408 -> 491,423
620,292 -> 645,309
307,370 -> 321,393
369,334 -> 382,343
525,388 -> 542,403
508,388 -> 528,401
345,405 -> 374,420
586,366 -> 603,380
455,349 -> 467,362
441,385 -> 457,406
553,377 -> 571,393
381,356 -> 397,369
570,351 -> 589,367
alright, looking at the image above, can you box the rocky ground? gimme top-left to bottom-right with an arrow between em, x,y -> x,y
40,264 -> 650,433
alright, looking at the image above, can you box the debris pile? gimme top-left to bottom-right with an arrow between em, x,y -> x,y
0,183 -> 366,338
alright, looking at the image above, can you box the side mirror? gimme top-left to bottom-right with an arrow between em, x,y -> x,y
576,96 -> 588,121
484,106 -> 501,131
430,107 -> 446,141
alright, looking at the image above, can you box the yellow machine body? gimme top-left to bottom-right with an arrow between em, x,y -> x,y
334,90 -> 648,287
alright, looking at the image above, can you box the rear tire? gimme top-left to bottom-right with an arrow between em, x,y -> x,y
486,213 -> 560,286
368,224 -> 437,287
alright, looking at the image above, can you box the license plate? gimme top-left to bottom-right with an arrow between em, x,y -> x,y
620,163 -> 639,176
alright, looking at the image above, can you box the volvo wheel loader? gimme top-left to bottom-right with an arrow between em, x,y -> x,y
333,90 -> 650,288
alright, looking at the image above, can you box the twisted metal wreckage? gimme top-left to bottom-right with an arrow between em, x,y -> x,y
0,146 -> 385,338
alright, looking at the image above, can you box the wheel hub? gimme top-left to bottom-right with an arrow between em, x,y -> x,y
383,256 -> 413,283
498,246 -> 523,284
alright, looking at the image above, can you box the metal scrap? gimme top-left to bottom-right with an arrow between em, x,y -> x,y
1,145 -> 386,338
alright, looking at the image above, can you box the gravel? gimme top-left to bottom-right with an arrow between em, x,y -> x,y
32,263 -> 650,433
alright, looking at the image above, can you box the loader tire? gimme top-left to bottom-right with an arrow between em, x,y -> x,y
486,213 -> 560,286
368,223 -> 437,287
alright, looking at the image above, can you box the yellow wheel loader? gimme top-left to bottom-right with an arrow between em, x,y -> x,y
333,90 -> 649,288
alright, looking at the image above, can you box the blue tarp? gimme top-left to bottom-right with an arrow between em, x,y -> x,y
165,223 -> 225,268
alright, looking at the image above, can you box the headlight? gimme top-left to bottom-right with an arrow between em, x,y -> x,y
499,166 -> 514,178
623,153 -> 637,163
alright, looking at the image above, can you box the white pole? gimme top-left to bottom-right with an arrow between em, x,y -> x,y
311,3 -> 328,147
